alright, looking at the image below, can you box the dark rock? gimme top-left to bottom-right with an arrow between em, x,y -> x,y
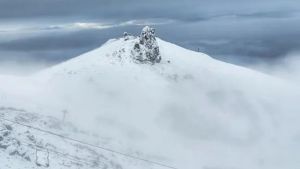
132,26 -> 161,64
0,143 -> 8,149
5,124 -> 13,131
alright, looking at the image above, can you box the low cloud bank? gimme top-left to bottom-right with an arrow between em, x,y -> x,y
0,41 -> 299,169
251,52 -> 300,84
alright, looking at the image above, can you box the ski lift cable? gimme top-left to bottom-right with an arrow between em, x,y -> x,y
0,116 -> 178,169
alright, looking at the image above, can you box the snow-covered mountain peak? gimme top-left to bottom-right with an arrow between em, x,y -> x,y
68,26 -> 163,66
35,26 -> 219,84
2,27 -> 300,169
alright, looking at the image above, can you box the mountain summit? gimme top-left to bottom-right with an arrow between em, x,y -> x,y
132,26 -> 161,64
0,27 -> 300,169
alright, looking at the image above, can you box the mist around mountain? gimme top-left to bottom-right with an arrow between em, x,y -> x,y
0,27 -> 300,169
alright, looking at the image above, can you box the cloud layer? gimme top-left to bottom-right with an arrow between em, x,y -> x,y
0,0 -> 300,72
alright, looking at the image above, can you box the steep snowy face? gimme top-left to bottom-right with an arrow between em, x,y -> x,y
1,27 -> 300,169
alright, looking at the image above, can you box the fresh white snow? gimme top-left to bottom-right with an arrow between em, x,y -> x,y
0,34 -> 300,169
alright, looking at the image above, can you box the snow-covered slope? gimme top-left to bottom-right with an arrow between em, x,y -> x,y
0,28 -> 300,169
0,107 -> 133,169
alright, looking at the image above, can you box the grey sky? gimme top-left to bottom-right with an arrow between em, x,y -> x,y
0,0 -> 299,67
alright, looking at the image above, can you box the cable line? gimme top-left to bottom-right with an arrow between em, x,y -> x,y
0,116 -> 178,169
20,141 -> 97,167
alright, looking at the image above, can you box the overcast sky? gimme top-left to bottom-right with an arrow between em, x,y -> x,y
0,0 -> 300,68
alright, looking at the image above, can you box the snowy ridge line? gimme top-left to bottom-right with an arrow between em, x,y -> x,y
0,116 -> 178,169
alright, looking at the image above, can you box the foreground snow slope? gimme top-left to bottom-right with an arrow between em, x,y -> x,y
1,33 -> 300,169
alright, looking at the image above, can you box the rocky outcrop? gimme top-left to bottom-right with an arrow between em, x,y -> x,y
132,26 -> 161,64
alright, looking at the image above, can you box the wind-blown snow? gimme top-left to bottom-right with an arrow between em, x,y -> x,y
0,35 -> 300,169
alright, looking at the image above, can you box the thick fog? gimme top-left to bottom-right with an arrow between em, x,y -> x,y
0,1 -> 300,168
0,38 -> 299,169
